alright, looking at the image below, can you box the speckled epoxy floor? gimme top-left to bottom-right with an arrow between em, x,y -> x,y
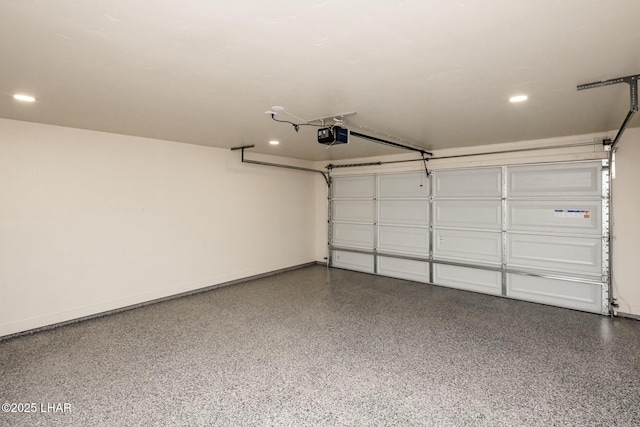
1,265 -> 639,427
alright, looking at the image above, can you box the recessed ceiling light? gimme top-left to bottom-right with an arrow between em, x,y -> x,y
509,94 -> 528,103
13,93 -> 36,102
269,140 -> 280,145
271,106 -> 284,112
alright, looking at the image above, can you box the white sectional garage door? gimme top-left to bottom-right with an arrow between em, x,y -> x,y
432,167 -> 504,296
330,161 -> 609,314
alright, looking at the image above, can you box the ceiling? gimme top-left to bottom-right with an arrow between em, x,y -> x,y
1,0 -> 639,161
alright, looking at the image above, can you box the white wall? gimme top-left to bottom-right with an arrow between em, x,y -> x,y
0,119 -> 319,336
315,130 -> 640,317
611,127 -> 640,316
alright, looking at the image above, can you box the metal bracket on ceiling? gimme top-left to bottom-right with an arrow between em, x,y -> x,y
577,73 -> 639,151
306,112 -> 357,126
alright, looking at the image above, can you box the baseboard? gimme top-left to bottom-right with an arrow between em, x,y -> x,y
0,262 -> 317,341
616,311 -> 640,321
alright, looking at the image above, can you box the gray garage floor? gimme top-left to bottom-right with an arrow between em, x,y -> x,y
1,265 -> 639,427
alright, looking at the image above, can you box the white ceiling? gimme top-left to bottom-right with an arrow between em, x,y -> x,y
1,0 -> 639,161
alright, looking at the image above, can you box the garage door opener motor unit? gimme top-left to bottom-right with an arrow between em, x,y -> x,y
318,126 -> 349,145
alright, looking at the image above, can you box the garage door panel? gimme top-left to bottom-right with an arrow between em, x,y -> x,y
508,163 -> 601,198
507,234 -> 602,275
433,264 -> 502,295
507,200 -> 601,234
379,200 -> 429,225
332,175 -> 375,198
378,257 -> 429,283
332,223 -> 374,248
433,168 -> 502,198
378,225 -> 430,255
378,172 -> 430,198
332,200 -> 375,223
332,250 -> 374,273
507,274 -> 602,313
433,229 -> 502,264
434,200 -> 502,230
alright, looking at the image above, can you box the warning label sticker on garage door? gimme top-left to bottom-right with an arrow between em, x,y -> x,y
554,209 -> 590,219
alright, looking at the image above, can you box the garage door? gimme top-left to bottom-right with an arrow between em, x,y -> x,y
330,161 -> 610,314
